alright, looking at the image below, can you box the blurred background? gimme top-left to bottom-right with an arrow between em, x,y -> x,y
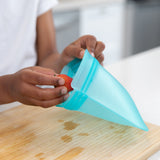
53,0 -> 160,65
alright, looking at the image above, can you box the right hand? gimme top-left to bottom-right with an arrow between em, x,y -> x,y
7,66 -> 69,108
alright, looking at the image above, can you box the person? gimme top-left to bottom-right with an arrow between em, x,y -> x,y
0,0 -> 105,108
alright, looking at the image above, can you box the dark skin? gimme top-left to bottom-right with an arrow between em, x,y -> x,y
0,10 -> 105,108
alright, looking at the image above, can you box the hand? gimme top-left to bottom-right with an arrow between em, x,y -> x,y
61,35 -> 105,66
6,67 -> 69,108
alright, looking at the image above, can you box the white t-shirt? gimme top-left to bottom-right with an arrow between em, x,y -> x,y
0,0 -> 58,76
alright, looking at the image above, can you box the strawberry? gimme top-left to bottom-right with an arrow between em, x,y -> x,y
58,74 -> 73,92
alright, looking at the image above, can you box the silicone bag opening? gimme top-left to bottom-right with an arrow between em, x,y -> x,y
57,50 -> 148,131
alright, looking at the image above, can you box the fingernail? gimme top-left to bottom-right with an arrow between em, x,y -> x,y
80,50 -> 84,57
91,48 -> 94,52
61,88 -> 67,95
64,94 -> 69,101
91,52 -> 95,57
58,78 -> 65,85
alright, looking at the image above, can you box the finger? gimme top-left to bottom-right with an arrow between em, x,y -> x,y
97,54 -> 105,64
75,35 -> 97,57
29,66 -> 57,76
21,69 -> 65,86
85,35 -> 97,56
24,93 -> 69,108
22,84 -> 68,101
63,44 -> 85,59
94,41 -> 105,58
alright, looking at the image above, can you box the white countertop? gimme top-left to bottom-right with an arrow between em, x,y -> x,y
105,47 -> 160,127
54,0 -> 126,12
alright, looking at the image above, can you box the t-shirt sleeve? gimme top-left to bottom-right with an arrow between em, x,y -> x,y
37,0 -> 58,17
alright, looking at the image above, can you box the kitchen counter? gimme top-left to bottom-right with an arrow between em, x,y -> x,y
54,0 -> 126,12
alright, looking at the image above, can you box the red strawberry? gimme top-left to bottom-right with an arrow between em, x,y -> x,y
58,74 -> 73,92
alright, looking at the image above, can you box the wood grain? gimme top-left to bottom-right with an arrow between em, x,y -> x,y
0,105 -> 160,160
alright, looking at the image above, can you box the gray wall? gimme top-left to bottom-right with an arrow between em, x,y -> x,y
53,10 -> 80,53
125,1 -> 160,55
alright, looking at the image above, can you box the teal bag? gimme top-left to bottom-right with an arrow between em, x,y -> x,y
57,50 -> 148,131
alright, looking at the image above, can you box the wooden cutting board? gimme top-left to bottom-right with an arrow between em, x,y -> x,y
0,105 -> 160,160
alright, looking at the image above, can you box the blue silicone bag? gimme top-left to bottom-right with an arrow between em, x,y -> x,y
57,50 -> 148,131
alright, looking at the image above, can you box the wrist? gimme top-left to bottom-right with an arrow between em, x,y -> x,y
59,54 -> 68,70
38,52 -> 65,73
0,74 -> 14,104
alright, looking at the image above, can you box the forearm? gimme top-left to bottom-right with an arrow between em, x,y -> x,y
0,75 -> 14,104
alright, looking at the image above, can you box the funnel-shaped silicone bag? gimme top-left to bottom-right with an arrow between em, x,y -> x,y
57,50 -> 148,131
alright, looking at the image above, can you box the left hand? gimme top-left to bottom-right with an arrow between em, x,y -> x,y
60,35 -> 105,66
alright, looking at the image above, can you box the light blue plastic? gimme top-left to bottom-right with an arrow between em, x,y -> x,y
57,50 -> 148,131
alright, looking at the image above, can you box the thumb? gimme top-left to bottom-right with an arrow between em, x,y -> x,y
63,45 -> 85,59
